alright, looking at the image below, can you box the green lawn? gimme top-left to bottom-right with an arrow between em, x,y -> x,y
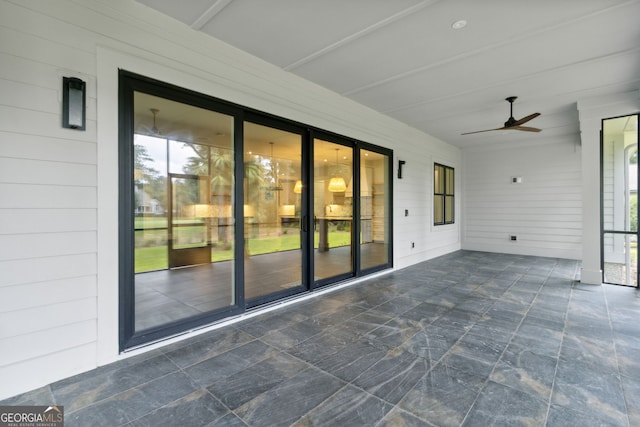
135,231 -> 351,273
135,217 -> 168,228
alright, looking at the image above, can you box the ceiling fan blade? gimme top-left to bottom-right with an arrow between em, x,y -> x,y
510,112 -> 540,127
511,125 -> 542,132
463,98 -> 542,136
461,127 -> 505,135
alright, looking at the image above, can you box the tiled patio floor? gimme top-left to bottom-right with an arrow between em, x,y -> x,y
3,250 -> 640,426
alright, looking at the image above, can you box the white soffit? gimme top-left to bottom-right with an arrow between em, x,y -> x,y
135,0 -> 640,149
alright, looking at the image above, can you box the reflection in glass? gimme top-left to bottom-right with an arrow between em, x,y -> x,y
244,122 -> 302,300
434,196 -> 443,224
132,92 -> 235,331
445,166 -> 455,224
134,134 -> 168,271
434,163 -> 454,225
360,149 -> 389,270
314,140 -> 354,281
445,197 -> 454,223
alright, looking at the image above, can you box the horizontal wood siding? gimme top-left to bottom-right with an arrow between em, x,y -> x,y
0,0 -> 97,400
0,0 -> 462,400
463,139 -> 582,259
393,138 -> 461,269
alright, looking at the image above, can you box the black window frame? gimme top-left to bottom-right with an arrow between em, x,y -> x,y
434,163 -> 455,226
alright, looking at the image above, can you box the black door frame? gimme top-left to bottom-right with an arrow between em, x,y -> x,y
119,71 -> 246,350
119,71 -> 393,350
310,130 -> 357,289
242,113 -> 310,308
600,113 -> 640,287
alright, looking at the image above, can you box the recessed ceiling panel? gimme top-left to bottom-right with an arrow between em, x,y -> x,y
198,0 -> 424,68
290,0 -> 634,95
348,5 -> 640,114
134,0 -> 640,148
136,0 -> 216,27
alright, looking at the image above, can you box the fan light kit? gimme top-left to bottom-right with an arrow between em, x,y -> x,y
462,96 -> 541,135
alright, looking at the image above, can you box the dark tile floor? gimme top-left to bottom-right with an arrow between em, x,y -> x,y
3,250 -> 640,426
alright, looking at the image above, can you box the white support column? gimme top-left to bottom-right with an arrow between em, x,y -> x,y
577,91 -> 640,284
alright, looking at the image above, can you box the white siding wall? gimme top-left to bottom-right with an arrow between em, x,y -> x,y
393,138 -> 462,269
0,0 -> 99,399
462,138 -> 582,259
0,0 -> 460,399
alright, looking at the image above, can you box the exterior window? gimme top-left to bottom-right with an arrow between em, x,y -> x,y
434,163 -> 454,225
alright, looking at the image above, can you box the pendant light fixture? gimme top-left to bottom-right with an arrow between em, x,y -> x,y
150,108 -> 159,134
328,148 -> 347,192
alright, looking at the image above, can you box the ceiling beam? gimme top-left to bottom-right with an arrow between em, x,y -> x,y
191,0 -> 233,30
283,0 -> 441,72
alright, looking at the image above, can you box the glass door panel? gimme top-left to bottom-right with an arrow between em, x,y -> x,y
168,174 -> 209,268
602,114 -> 638,287
134,134 -> 168,272
360,149 -> 390,271
244,122 -> 303,301
604,233 -> 637,286
132,91 -> 236,332
313,139 -> 354,282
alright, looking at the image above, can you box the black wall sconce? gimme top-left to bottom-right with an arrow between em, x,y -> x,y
62,77 -> 86,130
398,160 -> 406,179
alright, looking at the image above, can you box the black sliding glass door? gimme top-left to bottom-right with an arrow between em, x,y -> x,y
360,148 -> 391,272
313,137 -> 355,285
121,77 -> 243,349
243,119 -> 307,306
120,72 -> 393,350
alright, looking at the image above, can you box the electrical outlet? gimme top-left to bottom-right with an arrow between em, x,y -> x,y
405,209 -> 409,216
510,235 -> 517,241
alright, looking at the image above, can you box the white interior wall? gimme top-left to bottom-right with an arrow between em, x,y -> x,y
462,137 -> 583,259
0,0 -> 460,400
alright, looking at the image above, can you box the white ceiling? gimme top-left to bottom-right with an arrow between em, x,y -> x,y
134,0 -> 640,149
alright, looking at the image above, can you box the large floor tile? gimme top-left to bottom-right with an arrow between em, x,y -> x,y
233,367 -> 345,427
490,343 -> 557,400
399,364 -> 485,427
462,381 -> 548,426
129,389 -> 229,427
353,348 -> 430,404
552,359 -> 628,426
206,351 -> 308,410
292,384 -> 393,426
